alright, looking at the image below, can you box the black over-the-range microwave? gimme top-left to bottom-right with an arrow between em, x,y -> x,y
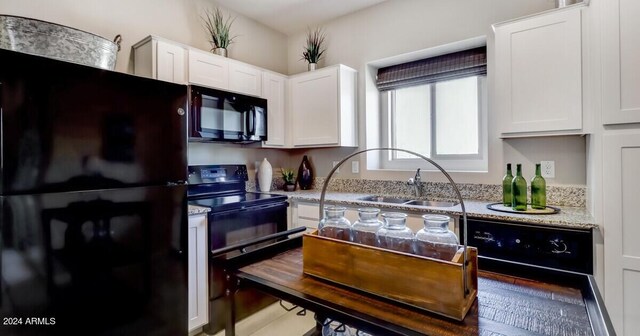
189,85 -> 267,143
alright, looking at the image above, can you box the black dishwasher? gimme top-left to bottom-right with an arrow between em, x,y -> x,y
463,217 -> 593,274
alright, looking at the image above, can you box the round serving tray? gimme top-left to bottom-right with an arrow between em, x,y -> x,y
486,202 -> 560,215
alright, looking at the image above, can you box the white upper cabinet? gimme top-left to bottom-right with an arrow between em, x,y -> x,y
261,72 -> 288,147
494,6 -> 584,136
229,61 -> 262,97
156,41 -> 187,84
602,0 -> 640,124
188,50 -> 263,97
133,36 -> 187,84
188,48 -> 229,90
289,64 -> 357,147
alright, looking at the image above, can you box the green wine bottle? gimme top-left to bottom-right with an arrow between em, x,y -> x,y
511,164 -> 527,211
502,163 -> 513,206
531,163 -> 547,209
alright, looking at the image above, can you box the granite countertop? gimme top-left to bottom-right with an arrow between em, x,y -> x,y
188,204 -> 211,215
268,190 -> 597,230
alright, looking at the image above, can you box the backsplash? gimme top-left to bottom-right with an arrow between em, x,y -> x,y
249,177 -> 586,208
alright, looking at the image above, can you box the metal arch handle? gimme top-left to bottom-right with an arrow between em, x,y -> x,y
318,147 -> 470,297
113,34 -> 122,52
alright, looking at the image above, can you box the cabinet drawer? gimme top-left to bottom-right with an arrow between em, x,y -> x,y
298,218 -> 319,229
298,203 -> 320,219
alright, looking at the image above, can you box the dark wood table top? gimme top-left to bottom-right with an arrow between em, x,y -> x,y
237,247 -> 593,336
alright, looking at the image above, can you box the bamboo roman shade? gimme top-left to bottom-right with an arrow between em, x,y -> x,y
376,46 -> 487,91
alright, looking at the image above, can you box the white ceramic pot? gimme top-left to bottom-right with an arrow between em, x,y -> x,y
258,158 -> 273,192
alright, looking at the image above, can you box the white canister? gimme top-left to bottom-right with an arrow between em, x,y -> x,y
257,158 -> 273,192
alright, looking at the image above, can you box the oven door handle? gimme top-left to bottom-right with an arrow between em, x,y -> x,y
212,202 -> 288,216
210,226 -> 306,258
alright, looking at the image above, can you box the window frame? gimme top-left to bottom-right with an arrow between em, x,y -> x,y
380,76 -> 488,172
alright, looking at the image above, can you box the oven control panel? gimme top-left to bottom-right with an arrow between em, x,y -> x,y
188,165 -> 248,184
200,168 -> 227,179
464,218 -> 593,274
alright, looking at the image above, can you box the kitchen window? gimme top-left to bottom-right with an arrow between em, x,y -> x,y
376,46 -> 488,172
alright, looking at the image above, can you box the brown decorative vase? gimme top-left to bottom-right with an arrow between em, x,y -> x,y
297,155 -> 314,190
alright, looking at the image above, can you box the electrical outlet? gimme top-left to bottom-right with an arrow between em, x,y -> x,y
540,161 -> 555,178
332,161 -> 340,174
351,161 -> 359,174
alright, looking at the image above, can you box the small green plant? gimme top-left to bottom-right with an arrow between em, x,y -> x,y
301,27 -> 326,64
202,7 -> 237,50
282,168 -> 296,185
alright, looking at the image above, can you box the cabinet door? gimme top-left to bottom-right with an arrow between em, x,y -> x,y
495,8 -> 582,134
229,61 -> 262,97
188,214 -> 208,331
156,40 -> 186,84
602,0 -> 640,124
603,132 -> 640,336
262,72 -> 287,147
188,49 -> 229,90
290,68 -> 339,146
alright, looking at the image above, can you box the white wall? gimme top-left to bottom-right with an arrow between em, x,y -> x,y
0,0 -> 289,74
188,143 -> 292,172
286,0 -> 587,185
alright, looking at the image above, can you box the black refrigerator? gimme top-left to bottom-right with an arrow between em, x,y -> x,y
0,49 -> 189,335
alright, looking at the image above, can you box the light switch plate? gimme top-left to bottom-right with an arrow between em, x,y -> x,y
540,161 -> 555,178
351,161 -> 359,173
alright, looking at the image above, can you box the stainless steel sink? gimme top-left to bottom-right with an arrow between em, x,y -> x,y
358,195 -> 412,204
404,200 -> 459,207
358,195 -> 459,207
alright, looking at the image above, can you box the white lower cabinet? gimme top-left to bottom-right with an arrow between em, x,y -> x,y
188,214 -> 208,332
603,132 -> 640,335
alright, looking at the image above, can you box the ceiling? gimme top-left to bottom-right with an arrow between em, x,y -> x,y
213,0 -> 387,35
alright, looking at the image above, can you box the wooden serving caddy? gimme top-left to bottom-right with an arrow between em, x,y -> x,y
302,230 -> 478,321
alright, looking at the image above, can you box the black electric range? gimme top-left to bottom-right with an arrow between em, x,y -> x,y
187,164 -> 290,335
187,164 -> 287,211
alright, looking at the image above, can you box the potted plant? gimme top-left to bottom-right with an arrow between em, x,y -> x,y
202,7 -> 236,57
301,27 -> 326,71
282,168 -> 296,191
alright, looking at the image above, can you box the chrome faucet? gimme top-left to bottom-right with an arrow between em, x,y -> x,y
406,168 -> 422,198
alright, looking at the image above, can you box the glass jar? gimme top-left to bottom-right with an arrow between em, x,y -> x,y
318,206 -> 352,241
351,208 -> 384,246
376,212 -> 414,253
415,214 -> 459,261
